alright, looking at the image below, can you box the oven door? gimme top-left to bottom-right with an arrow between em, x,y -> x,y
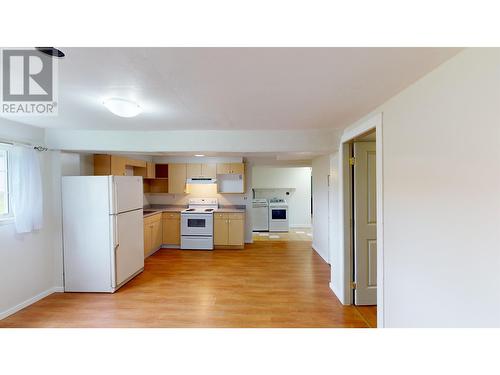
270,207 -> 287,221
181,213 -> 213,236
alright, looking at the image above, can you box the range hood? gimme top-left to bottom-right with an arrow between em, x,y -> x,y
186,177 -> 217,184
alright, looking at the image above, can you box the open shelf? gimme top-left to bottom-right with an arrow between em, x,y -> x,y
155,164 -> 169,179
143,178 -> 168,194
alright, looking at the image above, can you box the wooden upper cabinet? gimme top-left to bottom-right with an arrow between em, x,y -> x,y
187,163 -> 217,178
216,163 -> 231,174
216,162 -> 244,175
93,154 -> 112,175
168,164 -> 187,194
186,163 -> 202,178
146,162 -> 156,178
230,163 -> 244,174
202,163 -> 217,178
134,162 -> 155,179
94,154 -> 147,176
94,154 -> 128,176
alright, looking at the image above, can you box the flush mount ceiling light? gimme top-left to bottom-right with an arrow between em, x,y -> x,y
194,154 -> 205,157
36,47 -> 65,58
103,98 -> 142,118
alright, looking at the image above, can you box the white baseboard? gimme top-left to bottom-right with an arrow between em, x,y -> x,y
312,243 -> 330,264
0,286 -> 62,321
290,224 -> 312,228
329,282 -> 348,305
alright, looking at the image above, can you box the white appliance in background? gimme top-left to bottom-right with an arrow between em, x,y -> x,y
62,176 -> 144,292
181,198 -> 218,250
269,198 -> 289,232
252,198 -> 269,231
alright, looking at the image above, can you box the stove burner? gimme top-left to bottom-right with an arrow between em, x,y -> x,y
205,209 -> 214,212
185,208 -> 195,212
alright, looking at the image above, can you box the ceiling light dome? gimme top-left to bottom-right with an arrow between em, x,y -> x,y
103,98 -> 142,118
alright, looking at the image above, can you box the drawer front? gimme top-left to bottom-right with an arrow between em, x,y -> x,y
214,212 -> 226,220
162,212 -> 180,220
226,213 -> 244,220
144,213 -> 162,224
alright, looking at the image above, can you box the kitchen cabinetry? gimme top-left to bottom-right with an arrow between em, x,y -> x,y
145,162 -> 156,178
213,212 -> 245,249
93,154 -> 147,176
168,164 -> 187,194
216,162 -> 245,194
187,163 -> 216,178
94,154 -> 245,195
216,163 -> 244,175
162,212 -> 180,245
144,213 -> 163,257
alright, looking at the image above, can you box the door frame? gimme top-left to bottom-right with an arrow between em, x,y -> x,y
338,113 -> 384,327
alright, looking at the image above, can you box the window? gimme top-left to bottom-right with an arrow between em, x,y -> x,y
0,147 -> 10,218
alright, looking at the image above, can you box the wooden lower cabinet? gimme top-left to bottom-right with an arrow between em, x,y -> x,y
162,212 -> 181,245
214,216 -> 229,246
144,213 -> 163,257
214,212 -> 245,249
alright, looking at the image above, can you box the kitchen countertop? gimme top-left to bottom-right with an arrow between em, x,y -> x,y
216,206 -> 246,213
143,204 -> 246,217
143,205 -> 185,218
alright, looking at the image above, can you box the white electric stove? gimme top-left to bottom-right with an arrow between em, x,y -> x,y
181,198 -> 218,250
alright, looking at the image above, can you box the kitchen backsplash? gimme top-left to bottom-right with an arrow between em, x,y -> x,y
253,188 -> 296,201
144,183 -> 250,207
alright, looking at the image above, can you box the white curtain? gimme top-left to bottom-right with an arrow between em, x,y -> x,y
9,146 -> 43,233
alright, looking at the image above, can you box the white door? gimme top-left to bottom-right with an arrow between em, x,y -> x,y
114,209 -> 144,287
111,176 -> 143,214
353,142 -> 377,305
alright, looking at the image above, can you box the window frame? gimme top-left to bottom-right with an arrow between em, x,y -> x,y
0,144 -> 13,222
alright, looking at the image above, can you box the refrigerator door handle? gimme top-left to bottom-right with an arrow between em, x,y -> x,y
111,215 -> 118,288
112,179 -> 118,215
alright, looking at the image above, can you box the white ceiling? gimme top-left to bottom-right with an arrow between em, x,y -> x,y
6,47 -> 461,131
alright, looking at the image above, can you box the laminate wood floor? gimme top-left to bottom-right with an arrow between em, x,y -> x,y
253,227 -> 313,242
0,241 -> 376,328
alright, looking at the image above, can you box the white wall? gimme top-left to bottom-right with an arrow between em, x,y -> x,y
334,48 -> 500,327
311,155 -> 330,263
252,166 -> 311,227
0,120 -> 63,319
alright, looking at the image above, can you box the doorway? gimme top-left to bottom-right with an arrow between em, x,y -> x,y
340,130 -> 378,327
332,113 -> 385,327
350,132 -> 377,306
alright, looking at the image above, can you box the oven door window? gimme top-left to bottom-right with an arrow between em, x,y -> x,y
188,218 -> 206,228
271,209 -> 287,220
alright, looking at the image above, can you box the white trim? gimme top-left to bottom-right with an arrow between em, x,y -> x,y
336,112 -> 384,328
0,286 -> 63,321
0,216 -> 14,225
340,113 -> 382,143
375,115 -> 385,329
289,224 -> 312,228
312,244 -> 330,264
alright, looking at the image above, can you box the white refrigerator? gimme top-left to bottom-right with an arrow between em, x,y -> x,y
62,176 -> 144,292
